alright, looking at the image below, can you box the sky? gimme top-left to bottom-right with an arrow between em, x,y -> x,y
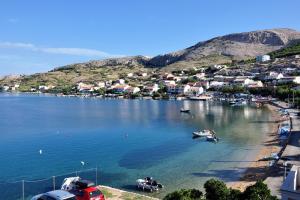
0,0 -> 300,75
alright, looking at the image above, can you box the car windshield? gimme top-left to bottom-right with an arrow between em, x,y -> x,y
89,190 -> 101,197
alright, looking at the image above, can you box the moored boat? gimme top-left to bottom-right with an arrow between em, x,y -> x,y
180,108 -> 190,113
189,95 -> 212,101
193,129 -> 212,137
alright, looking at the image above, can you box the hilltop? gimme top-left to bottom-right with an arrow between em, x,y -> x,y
55,28 -> 300,71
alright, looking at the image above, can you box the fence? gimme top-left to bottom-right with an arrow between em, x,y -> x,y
0,168 -> 98,200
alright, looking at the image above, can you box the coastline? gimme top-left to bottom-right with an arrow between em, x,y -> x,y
228,103 -> 283,191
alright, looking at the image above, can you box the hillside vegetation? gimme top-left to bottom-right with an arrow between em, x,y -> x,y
269,41 -> 300,58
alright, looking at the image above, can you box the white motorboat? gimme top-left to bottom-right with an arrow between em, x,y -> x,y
180,108 -> 190,113
193,130 -> 212,137
136,177 -> 163,192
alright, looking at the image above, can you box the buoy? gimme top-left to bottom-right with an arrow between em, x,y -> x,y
39,149 -> 43,154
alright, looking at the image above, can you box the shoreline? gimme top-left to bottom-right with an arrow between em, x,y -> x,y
228,103 -> 284,191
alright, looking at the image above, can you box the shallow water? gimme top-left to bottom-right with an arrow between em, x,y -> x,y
0,93 -> 274,199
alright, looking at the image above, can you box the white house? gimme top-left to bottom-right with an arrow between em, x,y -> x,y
97,82 -> 106,88
266,72 -> 284,80
195,73 -> 205,79
144,84 -> 159,95
294,77 -> 300,84
39,85 -> 49,91
117,79 -> 125,85
2,85 -> 10,91
256,55 -> 271,62
127,73 -> 133,77
77,82 -> 94,92
281,165 -> 300,200
210,81 -> 226,88
128,87 -> 140,94
188,86 -> 204,96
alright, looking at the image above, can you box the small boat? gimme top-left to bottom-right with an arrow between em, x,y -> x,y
231,99 -> 247,106
189,95 -> 212,101
180,108 -> 190,113
136,177 -> 163,192
193,129 -> 212,137
206,135 -> 219,142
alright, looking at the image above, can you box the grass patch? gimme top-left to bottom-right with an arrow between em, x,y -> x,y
100,188 -> 115,198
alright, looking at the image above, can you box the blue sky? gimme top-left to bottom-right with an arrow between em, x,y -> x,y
0,0 -> 300,75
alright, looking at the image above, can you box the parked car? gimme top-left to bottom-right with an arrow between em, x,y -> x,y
61,177 -> 105,200
31,190 -> 76,200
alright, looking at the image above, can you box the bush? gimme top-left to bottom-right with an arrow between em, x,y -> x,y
204,179 -> 229,200
163,188 -> 203,200
242,180 -> 277,200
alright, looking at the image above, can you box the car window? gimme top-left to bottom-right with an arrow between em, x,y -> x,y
64,197 -> 77,200
89,189 -> 101,197
46,196 -> 56,200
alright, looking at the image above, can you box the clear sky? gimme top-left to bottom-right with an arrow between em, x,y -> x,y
0,0 -> 300,75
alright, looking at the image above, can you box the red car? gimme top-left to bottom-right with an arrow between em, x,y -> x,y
75,186 -> 105,200
61,178 -> 105,200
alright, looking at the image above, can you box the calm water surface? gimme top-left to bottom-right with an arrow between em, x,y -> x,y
0,93 -> 274,199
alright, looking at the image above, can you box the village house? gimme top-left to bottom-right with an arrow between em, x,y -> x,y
111,84 -> 130,93
187,86 -> 204,96
11,84 -> 20,91
2,85 -> 10,91
209,81 -> 227,88
194,73 -> 205,79
277,76 -> 300,84
116,79 -> 125,85
256,55 -> 271,62
127,73 -> 133,77
77,82 -> 94,93
193,81 -> 210,89
127,86 -> 141,94
97,82 -> 106,88
265,72 -> 284,81
143,84 -> 159,95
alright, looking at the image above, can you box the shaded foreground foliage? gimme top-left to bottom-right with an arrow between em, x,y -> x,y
163,179 -> 278,200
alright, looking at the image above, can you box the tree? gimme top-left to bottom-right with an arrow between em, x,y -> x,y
242,180 -> 278,200
204,179 -> 230,200
164,179 -> 278,200
163,188 -> 203,200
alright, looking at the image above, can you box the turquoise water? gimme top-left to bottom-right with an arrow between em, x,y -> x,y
0,93 -> 274,199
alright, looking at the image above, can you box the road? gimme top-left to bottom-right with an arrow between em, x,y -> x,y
264,101 -> 300,198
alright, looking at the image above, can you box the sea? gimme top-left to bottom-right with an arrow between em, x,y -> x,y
0,93 -> 274,199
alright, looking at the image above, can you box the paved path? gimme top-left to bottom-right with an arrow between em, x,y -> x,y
264,101 -> 300,198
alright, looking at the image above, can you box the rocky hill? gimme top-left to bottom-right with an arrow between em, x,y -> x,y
56,28 -> 300,71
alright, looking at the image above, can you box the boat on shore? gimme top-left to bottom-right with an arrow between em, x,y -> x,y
136,177 -> 163,192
